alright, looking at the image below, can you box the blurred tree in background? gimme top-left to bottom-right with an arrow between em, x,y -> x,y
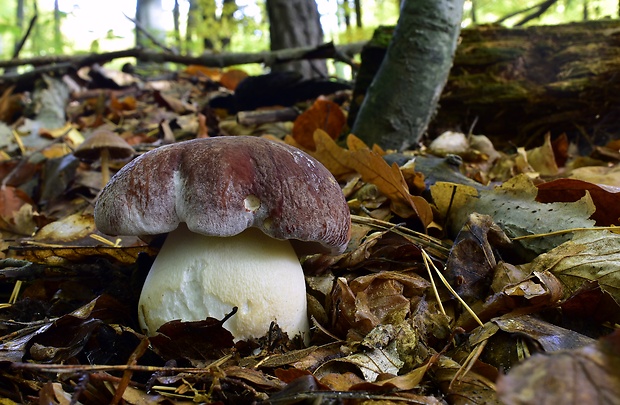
0,0 -> 618,63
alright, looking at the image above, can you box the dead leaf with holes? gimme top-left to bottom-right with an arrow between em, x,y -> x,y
432,174 -> 596,256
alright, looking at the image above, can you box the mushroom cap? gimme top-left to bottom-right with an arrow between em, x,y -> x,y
94,136 -> 351,255
74,129 -> 135,161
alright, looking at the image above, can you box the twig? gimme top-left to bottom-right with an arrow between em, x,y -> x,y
12,14 -> 37,59
124,13 -> 177,54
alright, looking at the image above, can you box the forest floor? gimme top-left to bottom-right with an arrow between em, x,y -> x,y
0,62 -> 618,404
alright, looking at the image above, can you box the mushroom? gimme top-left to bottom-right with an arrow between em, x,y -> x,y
94,136 -> 350,342
74,129 -> 135,188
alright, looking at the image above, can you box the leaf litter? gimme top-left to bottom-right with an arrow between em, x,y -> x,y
0,66 -> 617,404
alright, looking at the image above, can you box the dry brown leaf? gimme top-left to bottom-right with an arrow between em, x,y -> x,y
433,355 -> 499,404
0,185 -> 36,234
220,68 -> 249,90
497,330 -> 620,405
0,85 -> 22,123
292,99 -> 345,150
311,131 -> 432,225
569,163 -> 620,187
109,93 -> 137,113
526,133 -> 559,176
184,65 -> 222,80
536,178 -> 620,226
331,272 -> 430,338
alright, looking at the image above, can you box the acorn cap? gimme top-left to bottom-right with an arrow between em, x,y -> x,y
94,136 -> 351,255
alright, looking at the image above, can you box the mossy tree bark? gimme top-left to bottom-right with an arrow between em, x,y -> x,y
351,0 -> 464,151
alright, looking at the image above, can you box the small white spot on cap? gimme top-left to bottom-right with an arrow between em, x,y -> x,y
244,195 -> 261,212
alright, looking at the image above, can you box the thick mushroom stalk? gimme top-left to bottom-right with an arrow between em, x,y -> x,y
139,225 -> 309,340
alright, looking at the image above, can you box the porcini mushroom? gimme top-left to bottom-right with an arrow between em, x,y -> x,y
94,136 -> 350,341
74,129 -> 135,188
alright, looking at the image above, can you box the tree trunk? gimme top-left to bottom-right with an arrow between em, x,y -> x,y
353,20 -> 620,152
351,0 -> 465,151
53,0 -> 61,53
135,0 -> 167,49
266,0 -> 327,78
14,0 -> 25,55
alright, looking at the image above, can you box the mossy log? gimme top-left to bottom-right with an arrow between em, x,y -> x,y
351,21 -> 620,150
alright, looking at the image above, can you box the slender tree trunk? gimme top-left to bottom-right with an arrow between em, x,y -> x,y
135,0 -> 167,48
351,0 -> 464,151
15,0 -> 25,55
266,0 -> 327,78
173,0 -> 181,50
53,0 -> 61,53
354,0 -> 362,27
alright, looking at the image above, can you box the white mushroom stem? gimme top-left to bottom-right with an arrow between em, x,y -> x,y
138,224 -> 310,342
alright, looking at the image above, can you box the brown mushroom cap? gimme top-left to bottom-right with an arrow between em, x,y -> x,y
94,136 -> 351,255
74,129 -> 135,161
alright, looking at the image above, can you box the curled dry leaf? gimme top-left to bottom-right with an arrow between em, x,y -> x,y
445,213 -> 512,304
331,272 -> 430,338
433,355 -> 499,405
492,314 -> 595,352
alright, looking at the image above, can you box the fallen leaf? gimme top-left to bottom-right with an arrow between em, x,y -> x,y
310,131 -> 433,224
537,178 -> 620,226
292,99 -> 345,150
433,355 -> 499,404
496,330 -> 620,405
525,133 -> 559,176
0,185 -> 37,235
569,163 -> 620,187
526,230 -> 620,303
445,213 -> 513,303
432,174 -> 596,256
220,68 -> 249,90
184,65 -> 221,80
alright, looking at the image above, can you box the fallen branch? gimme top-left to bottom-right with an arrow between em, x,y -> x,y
0,42 -> 365,85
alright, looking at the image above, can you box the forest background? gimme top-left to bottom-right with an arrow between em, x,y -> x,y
2,0 -> 620,74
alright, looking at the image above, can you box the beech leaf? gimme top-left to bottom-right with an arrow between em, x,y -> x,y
311,130 -> 433,225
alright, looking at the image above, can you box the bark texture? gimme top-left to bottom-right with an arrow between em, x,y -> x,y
432,20 -> 620,150
351,0 -> 464,151
351,20 -> 620,151
135,0 -> 168,48
266,0 -> 328,78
